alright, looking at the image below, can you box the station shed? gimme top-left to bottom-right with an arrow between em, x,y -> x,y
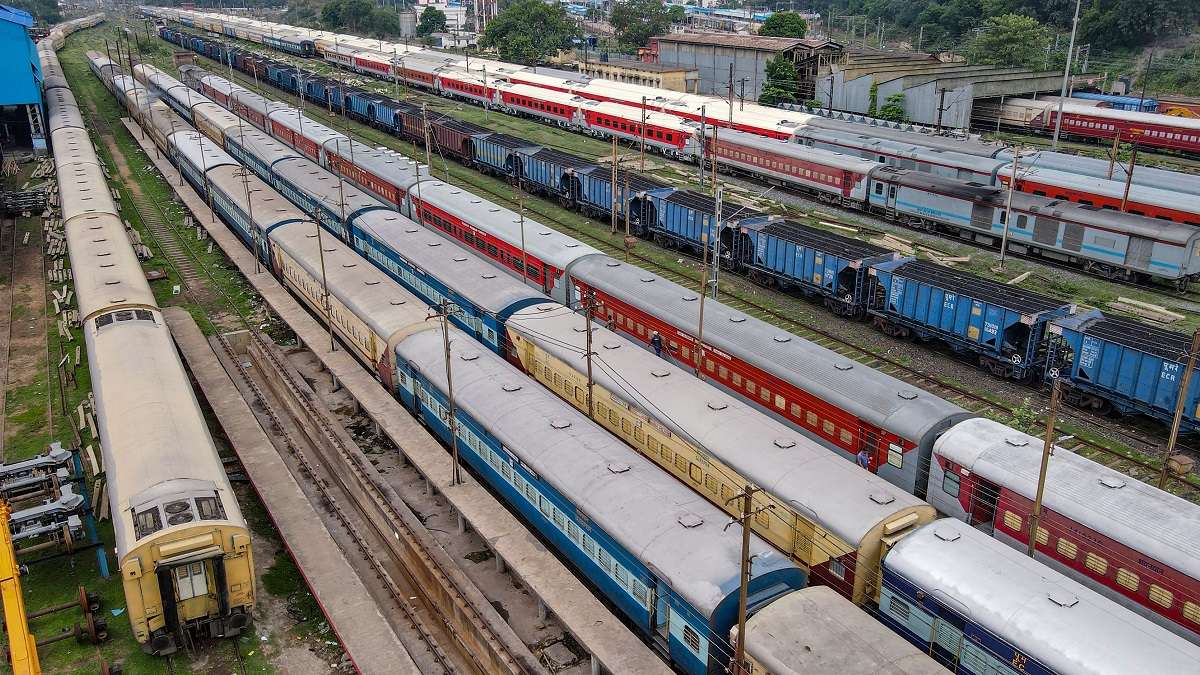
649,32 -> 841,100
0,5 -> 45,154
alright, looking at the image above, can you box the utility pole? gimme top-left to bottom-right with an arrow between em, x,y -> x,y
1050,0 -> 1083,150
640,96 -> 647,171
583,292 -> 597,418
610,136 -> 618,235
998,148 -> 1021,272
1106,133 -> 1121,180
1119,141 -> 1139,212
698,105 -> 707,190
421,103 -> 435,179
710,127 -> 719,196
1159,329 -> 1200,488
727,62 -> 734,126
432,299 -> 462,486
1027,378 -> 1063,558
725,484 -> 771,675
695,187 -> 722,379
517,188 -> 530,288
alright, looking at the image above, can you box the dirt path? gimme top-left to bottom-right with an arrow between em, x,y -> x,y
0,216 -> 14,452
1,213 -> 49,459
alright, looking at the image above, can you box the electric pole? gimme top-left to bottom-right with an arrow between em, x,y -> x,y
583,292 -> 597,418
1159,329 -> 1200,488
725,484 -> 772,675
1050,0 -> 1083,150
1027,378 -> 1063,557
610,136 -> 618,235
431,299 -> 462,486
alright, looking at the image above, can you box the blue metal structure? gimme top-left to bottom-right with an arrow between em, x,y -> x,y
869,260 -> 1074,381
1072,92 -> 1159,112
1048,310 -> 1199,431
734,217 -> 898,317
473,133 -> 536,178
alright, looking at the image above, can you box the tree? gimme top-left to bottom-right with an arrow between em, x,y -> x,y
966,14 -> 1047,68
758,11 -> 807,38
610,0 -> 672,48
668,5 -> 686,24
417,6 -> 448,36
481,0 -> 581,65
758,54 -> 798,106
878,93 -> 906,121
370,8 -> 402,38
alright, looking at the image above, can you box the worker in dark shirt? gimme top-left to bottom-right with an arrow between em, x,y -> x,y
856,449 -> 871,471
650,331 -> 664,357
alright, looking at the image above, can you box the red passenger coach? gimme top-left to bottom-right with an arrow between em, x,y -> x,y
931,418 -> 1200,645
565,255 -> 972,497
709,128 -> 878,201
353,53 -> 391,77
1041,103 -> 1200,154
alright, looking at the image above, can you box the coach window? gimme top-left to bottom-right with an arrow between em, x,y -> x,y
1149,585 -> 1174,608
874,183 -> 884,195
942,470 -> 961,498
1116,568 -> 1139,592
1085,552 -> 1108,575
1056,538 -> 1078,559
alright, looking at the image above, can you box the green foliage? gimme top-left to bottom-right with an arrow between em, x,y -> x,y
481,0 -> 580,64
868,81 -> 878,115
966,13 -> 1048,67
319,0 -> 403,36
668,5 -> 687,24
878,92 -> 906,121
610,0 -> 672,48
759,54 -> 798,106
758,11 -> 808,38
7,0 -> 59,24
417,6 -> 448,36
802,0 -> 1195,52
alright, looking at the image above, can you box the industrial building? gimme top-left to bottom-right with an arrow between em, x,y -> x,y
578,57 -> 699,92
815,50 -> 1072,129
649,32 -> 841,101
0,5 -> 45,154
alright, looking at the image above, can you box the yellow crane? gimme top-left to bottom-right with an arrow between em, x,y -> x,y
0,501 -> 39,675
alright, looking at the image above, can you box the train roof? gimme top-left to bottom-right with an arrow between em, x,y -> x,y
338,139 -> 425,192
871,259 -> 1071,317
1008,165 -> 1200,218
45,90 -> 84,131
414,181 -> 601,270
395,326 -> 797,616
170,130 -> 241,173
887,519 -> 1200,673
741,587 -> 943,674
205,164 -> 311,231
225,124 -> 303,166
230,87 -> 291,118
268,220 -> 427,340
578,99 -> 696,130
94,315 -> 244,559
806,116 -> 1004,157
194,101 -> 245,136
350,209 -> 549,314
507,303 -> 936,548
1005,150 -> 1200,197
67,212 -> 157,319
273,156 -> 387,218
1007,192 -> 1200,245
519,147 -> 598,172
657,188 -> 762,221
933,417 -> 1200,580
715,128 -> 881,173
495,81 -> 586,107
567,256 -> 971,448
268,108 -> 346,148
883,167 -> 1003,201
1068,102 -> 1200,131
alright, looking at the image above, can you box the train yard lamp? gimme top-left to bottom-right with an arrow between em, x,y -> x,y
1050,0 -> 1083,150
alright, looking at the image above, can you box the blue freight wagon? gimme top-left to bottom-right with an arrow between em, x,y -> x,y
516,147 -> 598,201
1048,310 -> 1199,431
734,217 -> 898,318
570,167 -> 666,226
633,188 -> 761,256
869,260 -> 1074,382
472,133 -> 538,178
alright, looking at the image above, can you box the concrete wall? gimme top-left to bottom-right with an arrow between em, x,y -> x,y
655,42 -> 772,100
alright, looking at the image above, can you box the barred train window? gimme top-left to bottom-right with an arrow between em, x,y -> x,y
134,507 -> 163,539
195,496 -> 226,521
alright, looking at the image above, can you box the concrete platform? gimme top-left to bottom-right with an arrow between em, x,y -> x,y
162,307 -> 416,675
125,118 -> 668,675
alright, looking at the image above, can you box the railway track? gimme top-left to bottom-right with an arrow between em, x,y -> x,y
153,42 -> 1200,498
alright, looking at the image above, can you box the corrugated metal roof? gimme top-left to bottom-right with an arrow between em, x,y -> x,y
653,32 -> 832,52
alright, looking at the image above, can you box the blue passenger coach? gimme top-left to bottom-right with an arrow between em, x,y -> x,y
392,327 -> 807,675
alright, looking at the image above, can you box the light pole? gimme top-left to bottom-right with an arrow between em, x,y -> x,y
1050,0 -> 1082,150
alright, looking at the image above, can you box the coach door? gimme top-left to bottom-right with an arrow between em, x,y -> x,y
652,582 -> 671,653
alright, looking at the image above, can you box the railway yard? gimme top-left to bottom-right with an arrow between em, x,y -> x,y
5,7 -> 1200,675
